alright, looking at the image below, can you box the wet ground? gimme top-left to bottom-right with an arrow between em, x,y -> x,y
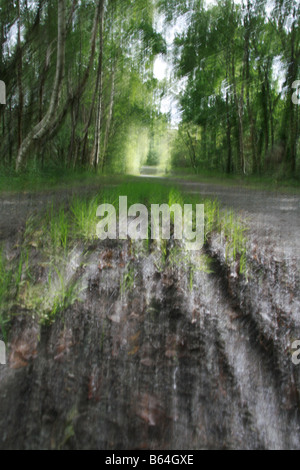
0,177 -> 299,449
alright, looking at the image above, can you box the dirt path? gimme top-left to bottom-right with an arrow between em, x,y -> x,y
174,179 -> 300,260
0,185 -> 102,241
0,178 -> 299,449
1,178 -> 299,260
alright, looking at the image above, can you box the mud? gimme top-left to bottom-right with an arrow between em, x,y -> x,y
0,180 -> 299,449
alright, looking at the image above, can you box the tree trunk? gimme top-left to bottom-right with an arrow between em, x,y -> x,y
101,62 -> 116,172
45,0 -> 102,161
232,53 -> 245,174
16,0 -> 66,171
90,0 -> 105,169
17,0 -> 23,151
226,86 -> 232,174
288,9 -> 297,173
244,7 -> 257,174
81,37 -> 103,165
186,130 -> 198,173
39,44 -> 52,121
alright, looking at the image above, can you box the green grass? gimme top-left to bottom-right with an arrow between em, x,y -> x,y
47,205 -> 70,253
220,209 -> 248,274
0,166 -> 131,194
0,246 -> 31,339
26,180 -> 248,271
120,264 -> 135,297
18,260 -> 82,326
69,182 -> 189,244
71,197 -> 101,241
39,266 -> 81,325
1,162 -> 299,195
0,249 -> 13,341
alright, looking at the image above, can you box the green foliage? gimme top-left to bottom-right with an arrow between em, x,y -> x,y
47,205 -> 70,253
1,0 -> 165,174
19,259 -> 82,326
220,209 -> 248,274
71,197 -> 100,241
39,266 -> 81,326
120,264 -> 135,296
146,148 -> 159,166
0,249 -> 13,341
1,0 -> 299,179
0,245 -> 31,339
166,0 -> 300,176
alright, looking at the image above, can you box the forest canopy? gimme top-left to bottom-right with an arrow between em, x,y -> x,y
0,0 -> 299,176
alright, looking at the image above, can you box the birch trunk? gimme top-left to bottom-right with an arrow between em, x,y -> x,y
16,0 -> 66,171
90,0 -> 105,169
17,0 -> 23,151
101,62 -> 116,172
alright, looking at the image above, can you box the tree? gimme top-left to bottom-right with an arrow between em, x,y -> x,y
15,0 -> 67,170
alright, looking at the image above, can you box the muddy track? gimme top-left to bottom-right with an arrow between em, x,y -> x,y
1,178 -> 299,258
0,180 -> 299,449
0,237 -> 299,449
